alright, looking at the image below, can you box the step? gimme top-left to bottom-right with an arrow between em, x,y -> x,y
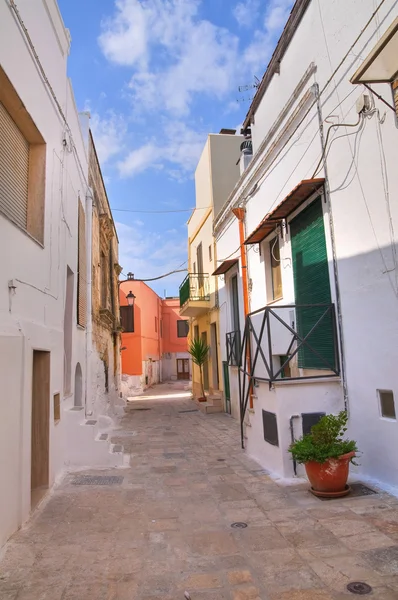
204,404 -> 224,414
197,400 -> 224,414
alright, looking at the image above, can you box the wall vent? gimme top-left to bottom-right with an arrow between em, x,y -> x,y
262,410 -> 279,446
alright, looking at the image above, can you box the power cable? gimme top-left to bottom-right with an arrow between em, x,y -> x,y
112,207 -> 210,214
311,114 -> 363,178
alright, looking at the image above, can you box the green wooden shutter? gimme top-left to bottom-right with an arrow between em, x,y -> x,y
290,197 -> 336,370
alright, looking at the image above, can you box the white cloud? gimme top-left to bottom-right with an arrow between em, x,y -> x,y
98,0 -> 148,67
233,0 -> 260,28
99,0 -> 294,177
90,110 -> 127,164
264,0 -> 293,32
100,0 -> 294,118
117,121 -> 206,178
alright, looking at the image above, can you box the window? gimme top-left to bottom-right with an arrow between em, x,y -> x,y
209,245 -> 212,261
155,317 -> 158,333
177,320 -> 189,338
194,325 -> 199,341
378,390 -> 396,419
0,66 -> 46,244
270,237 -> 283,300
120,306 -> 134,332
77,201 -> 87,327
53,393 -> 60,424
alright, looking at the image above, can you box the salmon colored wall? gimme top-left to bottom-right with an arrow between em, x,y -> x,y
119,283 -> 142,376
162,298 -> 189,353
120,281 -> 163,376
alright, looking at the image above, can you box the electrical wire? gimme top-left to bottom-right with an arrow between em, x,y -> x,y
133,268 -> 188,282
119,259 -> 188,283
112,207 -> 211,214
311,114 -> 363,178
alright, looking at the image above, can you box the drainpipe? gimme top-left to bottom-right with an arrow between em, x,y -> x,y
158,297 -> 162,383
85,187 -> 94,417
232,208 -> 253,409
314,83 -> 348,412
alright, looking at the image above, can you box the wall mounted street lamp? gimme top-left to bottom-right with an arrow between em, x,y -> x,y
126,290 -> 136,307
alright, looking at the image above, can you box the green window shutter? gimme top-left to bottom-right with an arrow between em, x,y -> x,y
290,197 -> 336,370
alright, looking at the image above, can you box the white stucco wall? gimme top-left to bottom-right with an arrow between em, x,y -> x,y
215,0 -> 398,487
0,0 -> 90,546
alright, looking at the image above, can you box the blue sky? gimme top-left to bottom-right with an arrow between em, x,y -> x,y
58,0 -> 293,296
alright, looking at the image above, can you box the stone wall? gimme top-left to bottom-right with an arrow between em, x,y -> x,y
88,131 -> 122,417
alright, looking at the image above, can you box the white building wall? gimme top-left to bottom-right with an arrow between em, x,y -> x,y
0,0 -> 93,546
215,0 -> 398,487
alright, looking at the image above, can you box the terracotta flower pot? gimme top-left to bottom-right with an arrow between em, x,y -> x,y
198,396 -> 207,402
304,451 -> 355,497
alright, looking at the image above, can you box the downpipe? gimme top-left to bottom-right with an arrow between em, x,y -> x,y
85,187 -> 94,418
314,83 -> 349,413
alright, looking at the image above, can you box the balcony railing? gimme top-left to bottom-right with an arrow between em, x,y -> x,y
179,273 -> 210,307
226,330 -> 241,367
237,303 -> 340,448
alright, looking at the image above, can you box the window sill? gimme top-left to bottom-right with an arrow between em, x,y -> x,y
0,211 -> 45,248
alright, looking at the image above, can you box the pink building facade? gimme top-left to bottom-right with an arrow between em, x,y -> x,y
119,283 -> 190,392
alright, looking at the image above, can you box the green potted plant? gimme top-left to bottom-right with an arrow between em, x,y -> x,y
289,411 -> 358,498
188,338 -> 210,402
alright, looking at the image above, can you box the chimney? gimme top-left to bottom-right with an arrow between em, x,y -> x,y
239,129 -> 253,175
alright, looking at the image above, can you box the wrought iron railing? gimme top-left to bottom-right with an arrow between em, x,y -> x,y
238,303 -> 340,448
226,331 -> 241,366
179,273 -> 210,307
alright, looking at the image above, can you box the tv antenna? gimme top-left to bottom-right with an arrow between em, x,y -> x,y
238,76 -> 260,93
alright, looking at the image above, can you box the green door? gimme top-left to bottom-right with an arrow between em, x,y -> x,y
223,362 -> 231,414
290,197 -> 336,370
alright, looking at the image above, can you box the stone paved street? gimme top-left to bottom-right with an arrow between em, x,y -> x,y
1,384 -> 398,599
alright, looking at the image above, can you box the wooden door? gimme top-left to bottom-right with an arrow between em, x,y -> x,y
31,350 -> 50,508
177,359 -> 190,380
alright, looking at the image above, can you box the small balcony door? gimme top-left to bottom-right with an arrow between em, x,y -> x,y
177,359 -> 190,380
231,275 -> 240,332
197,243 -> 204,293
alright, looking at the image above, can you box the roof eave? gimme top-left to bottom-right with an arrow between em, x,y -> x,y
242,0 -> 312,131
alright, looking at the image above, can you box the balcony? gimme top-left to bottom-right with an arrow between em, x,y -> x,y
236,303 -> 340,447
226,331 -> 241,367
179,273 -> 210,318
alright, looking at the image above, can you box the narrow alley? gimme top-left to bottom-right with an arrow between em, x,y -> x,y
1,384 -> 398,600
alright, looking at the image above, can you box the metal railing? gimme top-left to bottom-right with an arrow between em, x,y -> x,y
226,330 -> 241,366
238,303 -> 340,448
179,273 -> 210,307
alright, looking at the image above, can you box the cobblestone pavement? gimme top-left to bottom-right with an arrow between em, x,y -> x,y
2,383 -> 398,599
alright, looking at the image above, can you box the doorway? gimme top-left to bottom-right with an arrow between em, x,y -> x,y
223,361 -> 231,414
290,197 -> 335,370
210,323 -> 219,390
63,267 -> 74,395
201,331 -> 209,391
31,350 -> 50,508
177,359 -> 190,380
